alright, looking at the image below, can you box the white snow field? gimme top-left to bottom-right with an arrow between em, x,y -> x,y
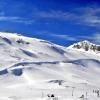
0,32 -> 100,100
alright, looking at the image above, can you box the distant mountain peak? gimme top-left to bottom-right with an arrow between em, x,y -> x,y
68,40 -> 100,52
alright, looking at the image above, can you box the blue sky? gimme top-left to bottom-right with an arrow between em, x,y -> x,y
0,0 -> 100,46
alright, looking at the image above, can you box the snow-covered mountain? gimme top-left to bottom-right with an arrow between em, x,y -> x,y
0,32 -> 100,100
68,40 -> 100,53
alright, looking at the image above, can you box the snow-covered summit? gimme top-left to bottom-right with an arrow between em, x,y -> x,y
68,40 -> 100,53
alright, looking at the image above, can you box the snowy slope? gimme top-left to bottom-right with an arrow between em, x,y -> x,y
0,32 -> 68,68
0,32 -> 100,100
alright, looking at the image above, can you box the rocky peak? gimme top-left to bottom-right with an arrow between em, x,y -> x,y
69,40 -> 100,52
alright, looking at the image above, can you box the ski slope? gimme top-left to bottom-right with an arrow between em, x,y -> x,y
0,32 -> 100,100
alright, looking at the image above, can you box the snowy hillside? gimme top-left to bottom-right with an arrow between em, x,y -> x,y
0,32 -> 100,100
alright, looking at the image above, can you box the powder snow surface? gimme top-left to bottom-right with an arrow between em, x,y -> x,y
0,32 -> 100,100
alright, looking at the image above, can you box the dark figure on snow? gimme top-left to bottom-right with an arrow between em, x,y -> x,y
47,94 -> 51,98
51,94 -> 55,98
97,90 -> 100,97
80,94 -> 84,99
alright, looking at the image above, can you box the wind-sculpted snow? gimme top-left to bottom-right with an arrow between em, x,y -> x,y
2,37 -> 12,45
10,61 -> 59,67
20,49 -> 37,58
67,59 -> 100,67
0,69 -> 8,75
9,59 -> 100,68
0,32 -> 100,100
50,46 -> 66,55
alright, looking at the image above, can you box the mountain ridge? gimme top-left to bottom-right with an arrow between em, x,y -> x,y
68,40 -> 100,53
